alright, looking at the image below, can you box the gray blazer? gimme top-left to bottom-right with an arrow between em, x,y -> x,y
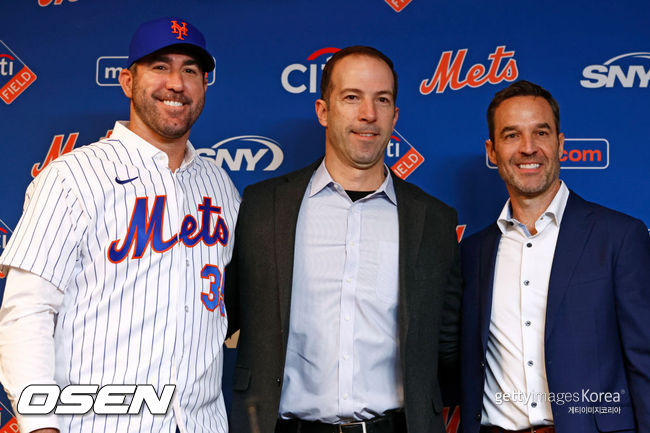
225,160 -> 462,433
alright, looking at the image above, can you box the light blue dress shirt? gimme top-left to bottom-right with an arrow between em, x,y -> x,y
279,161 -> 403,422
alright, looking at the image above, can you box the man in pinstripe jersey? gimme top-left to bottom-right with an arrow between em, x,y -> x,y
0,17 -> 238,433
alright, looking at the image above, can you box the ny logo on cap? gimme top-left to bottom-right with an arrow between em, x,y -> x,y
171,20 -> 188,40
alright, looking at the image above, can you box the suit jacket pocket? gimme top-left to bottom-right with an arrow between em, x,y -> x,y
232,366 -> 251,391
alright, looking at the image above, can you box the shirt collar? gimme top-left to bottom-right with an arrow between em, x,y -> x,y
497,181 -> 570,236
309,160 -> 397,205
110,121 -> 197,169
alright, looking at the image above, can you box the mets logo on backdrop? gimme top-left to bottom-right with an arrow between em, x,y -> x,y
486,138 -> 610,170
39,0 -> 77,6
386,129 -> 425,179
198,135 -> 284,172
281,47 -> 340,94
581,52 -> 650,88
385,0 -> 413,12
420,46 -> 518,94
0,41 -> 37,104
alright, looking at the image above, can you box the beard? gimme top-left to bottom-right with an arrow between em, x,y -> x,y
131,78 -> 204,140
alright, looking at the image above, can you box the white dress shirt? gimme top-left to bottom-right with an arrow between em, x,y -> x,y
482,182 -> 570,429
279,161 -> 403,422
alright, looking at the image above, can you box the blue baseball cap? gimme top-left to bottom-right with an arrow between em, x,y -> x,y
127,17 -> 215,72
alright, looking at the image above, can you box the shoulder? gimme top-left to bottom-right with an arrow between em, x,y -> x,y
242,160 -> 320,198
392,174 -> 457,218
568,191 -> 647,233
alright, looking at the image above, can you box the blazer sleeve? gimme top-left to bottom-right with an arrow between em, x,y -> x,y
225,188 -> 248,338
614,218 -> 650,430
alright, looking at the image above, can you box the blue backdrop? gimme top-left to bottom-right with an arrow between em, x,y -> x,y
1,0 -> 649,431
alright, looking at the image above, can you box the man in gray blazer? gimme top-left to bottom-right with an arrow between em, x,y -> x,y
225,46 -> 462,433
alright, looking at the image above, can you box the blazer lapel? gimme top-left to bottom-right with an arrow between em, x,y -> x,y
545,192 -> 595,343
479,224 -> 501,355
393,175 -> 426,354
274,161 -> 321,350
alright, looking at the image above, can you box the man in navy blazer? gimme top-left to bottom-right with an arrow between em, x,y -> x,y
460,80 -> 650,433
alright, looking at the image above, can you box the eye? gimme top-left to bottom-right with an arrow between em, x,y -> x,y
153,64 -> 167,71
344,94 -> 358,101
184,66 -> 199,74
537,130 -> 548,136
378,96 -> 391,104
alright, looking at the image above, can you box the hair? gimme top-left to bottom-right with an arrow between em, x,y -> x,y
487,80 -> 561,142
319,46 -> 398,102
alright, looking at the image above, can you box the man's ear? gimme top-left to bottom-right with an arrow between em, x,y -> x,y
486,139 -> 497,165
315,99 -> 328,127
119,67 -> 134,99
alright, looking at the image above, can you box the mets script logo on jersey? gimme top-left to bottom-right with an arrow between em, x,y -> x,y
96,56 -> 216,87
385,130 -> 425,180
171,20 -> 188,40
420,46 -> 518,94
486,138 -> 609,170
0,41 -> 37,104
581,52 -> 650,88
198,135 -> 284,172
385,0 -> 413,12
108,196 -> 229,263
281,47 -> 340,94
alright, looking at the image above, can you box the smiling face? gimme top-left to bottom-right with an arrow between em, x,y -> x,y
119,50 -> 207,145
315,54 -> 398,179
486,95 -> 564,201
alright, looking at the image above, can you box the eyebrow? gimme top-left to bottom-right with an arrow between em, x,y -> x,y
339,88 -> 394,97
499,122 -> 552,135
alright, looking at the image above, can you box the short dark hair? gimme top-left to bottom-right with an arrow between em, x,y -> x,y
319,46 -> 398,102
487,80 -> 560,142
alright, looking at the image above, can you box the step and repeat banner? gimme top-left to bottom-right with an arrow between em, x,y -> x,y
1,0 -> 649,431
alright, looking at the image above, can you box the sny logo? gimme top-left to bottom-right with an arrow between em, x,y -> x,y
581,52 -> 650,88
281,47 -> 340,94
385,0 -> 413,13
0,41 -> 37,104
486,138 -> 609,170
198,135 -> 284,172
171,20 -> 188,41
420,46 -> 518,94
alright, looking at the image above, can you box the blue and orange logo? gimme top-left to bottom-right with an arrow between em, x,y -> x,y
0,41 -> 37,104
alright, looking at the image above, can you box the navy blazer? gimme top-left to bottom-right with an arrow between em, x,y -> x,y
460,191 -> 650,433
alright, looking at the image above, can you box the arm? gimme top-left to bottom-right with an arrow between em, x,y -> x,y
438,211 -> 463,406
0,267 -> 63,433
614,219 -> 650,430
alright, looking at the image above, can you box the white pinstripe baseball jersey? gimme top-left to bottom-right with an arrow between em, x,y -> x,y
0,121 -> 239,433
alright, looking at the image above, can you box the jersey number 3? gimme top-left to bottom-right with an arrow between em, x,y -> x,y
200,264 -> 225,316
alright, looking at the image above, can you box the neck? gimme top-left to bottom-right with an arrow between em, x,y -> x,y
127,118 -> 188,171
509,180 -> 562,235
324,153 -> 386,191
